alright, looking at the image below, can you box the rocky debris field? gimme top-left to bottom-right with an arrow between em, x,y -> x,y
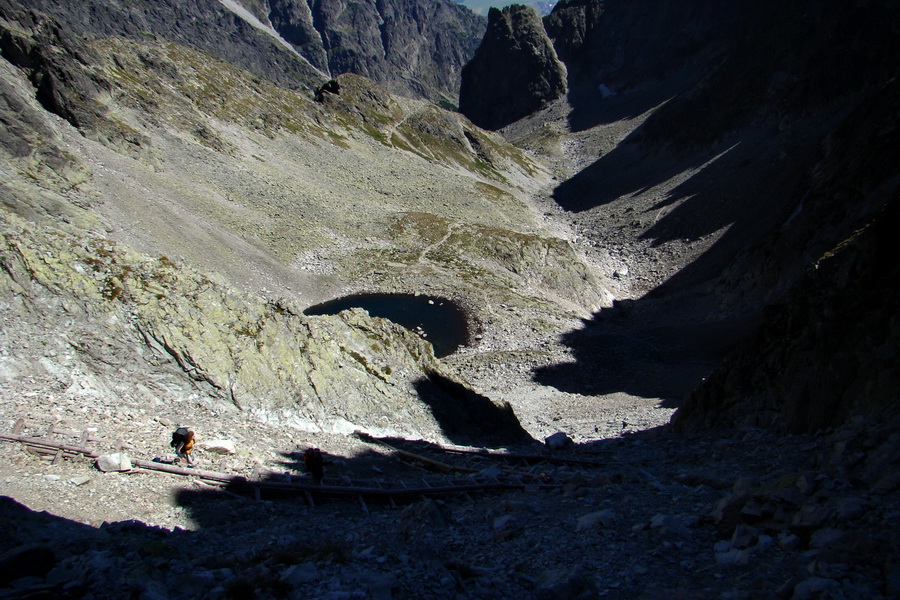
1,3 -> 898,597
2,370 -> 898,600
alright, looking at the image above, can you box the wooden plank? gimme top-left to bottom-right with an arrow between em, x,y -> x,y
128,458 -> 248,483
192,479 -> 245,500
356,432 -> 606,468
362,437 -> 478,474
0,433 -> 99,457
45,428 -> 83,438
439,445 -> 607,467
220,477 -> 535,498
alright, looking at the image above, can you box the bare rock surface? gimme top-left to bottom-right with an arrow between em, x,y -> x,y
459,5 -> 566,130
0,0 -> 898,598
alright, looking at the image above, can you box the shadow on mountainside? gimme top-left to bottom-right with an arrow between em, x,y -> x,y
553,122 -> 809,262
532,292 -> 761,406
564,78 -> 684,133
0,430 -> 541,596
5,415 -> 899,599
11,413 -> 899,599
412,371 -> 536,448
537,113 -> 807,404
539,0 -> 900,403
534,121 -> 865,403
539,78 -> 900,406
0,425 -> 652,596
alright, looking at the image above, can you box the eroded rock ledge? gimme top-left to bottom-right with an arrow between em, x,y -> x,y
0,212 -> 531,445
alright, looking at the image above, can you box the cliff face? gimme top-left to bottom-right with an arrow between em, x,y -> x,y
18,0 -> 485,105
543,0 -> 742,93
459,0 -> 900,434
648,0 -> 900,433
267,0 -> 329,72
303,0 -> 486,104
458,5 -> 566,130
18,0 -> 325,90
461,0 -> 741,130
671,76 -> 900,435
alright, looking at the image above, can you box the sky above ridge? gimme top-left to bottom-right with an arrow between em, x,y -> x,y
457,0 -> 557,16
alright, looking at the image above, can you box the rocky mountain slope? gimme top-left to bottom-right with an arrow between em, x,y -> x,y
1,0 -> 899,598
1,0 -> 615,443
468,0 -> 900,433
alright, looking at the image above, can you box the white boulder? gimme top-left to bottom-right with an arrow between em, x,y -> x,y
96,453 -> 132,472
199,439 -> 236,455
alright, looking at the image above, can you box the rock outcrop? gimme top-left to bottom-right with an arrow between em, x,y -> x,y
543,0 -> 741,93
672,198 -> 900,435
267,0 -> 330,73
297,0 -> 486,104
460,0 -> 737,130
655,0 -> 900,434
0,211 -> 532,445
671,77 -> 900,435
458,5 -> 566,130
0,0 -> 146,155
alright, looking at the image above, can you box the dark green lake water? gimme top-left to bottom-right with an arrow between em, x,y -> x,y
304,293 -> 469,358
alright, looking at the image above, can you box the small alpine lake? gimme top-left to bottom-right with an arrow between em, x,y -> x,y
304,293 -> 470,358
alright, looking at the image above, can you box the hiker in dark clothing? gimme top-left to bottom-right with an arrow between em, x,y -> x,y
303,447 -> 324,484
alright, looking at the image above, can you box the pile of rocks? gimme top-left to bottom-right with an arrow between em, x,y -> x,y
2,415 -> 898,599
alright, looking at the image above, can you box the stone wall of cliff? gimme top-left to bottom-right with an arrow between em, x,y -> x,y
459,0 -> 900,436
671,75 -> 900,434
299,0 -> 485,104
18,0 -> 325,90
20,0 -> 485,106
458,5 -> 566,130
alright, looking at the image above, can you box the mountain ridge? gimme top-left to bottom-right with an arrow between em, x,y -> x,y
20,0 -> 486,106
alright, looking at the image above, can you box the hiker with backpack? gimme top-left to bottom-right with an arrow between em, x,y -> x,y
171,427 -> 196,467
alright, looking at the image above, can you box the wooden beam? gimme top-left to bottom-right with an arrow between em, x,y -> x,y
0,433 -> 99,457
129,457 -> 249,484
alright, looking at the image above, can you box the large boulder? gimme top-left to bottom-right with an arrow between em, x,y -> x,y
459,5 -> 566,130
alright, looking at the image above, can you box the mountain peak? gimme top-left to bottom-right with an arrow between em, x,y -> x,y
458,4 -> 566,130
